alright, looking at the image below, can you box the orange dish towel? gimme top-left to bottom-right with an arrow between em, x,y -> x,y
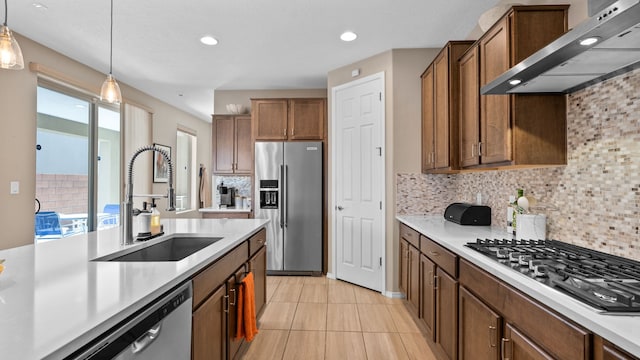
235,272 -> 259,341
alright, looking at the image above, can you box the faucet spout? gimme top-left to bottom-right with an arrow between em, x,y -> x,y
122,145 -> 176,245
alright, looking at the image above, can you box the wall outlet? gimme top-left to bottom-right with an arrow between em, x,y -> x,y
351,68 -> 360,77
10,181 -> 19,195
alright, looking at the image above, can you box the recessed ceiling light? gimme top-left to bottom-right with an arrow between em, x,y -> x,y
200,36 -> 218,46
32,3 -> 48,10
340,31 -> 357,42
509,79 -> 522,86
579,37 -> 599,46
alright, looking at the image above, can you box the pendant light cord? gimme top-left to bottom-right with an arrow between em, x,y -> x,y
109,0 -> 113,75
4,0 -> 8,26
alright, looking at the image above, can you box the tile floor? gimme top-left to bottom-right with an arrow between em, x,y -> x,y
238,276 -> 437,360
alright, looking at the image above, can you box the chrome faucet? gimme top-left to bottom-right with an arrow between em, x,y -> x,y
122,145 -> 176,245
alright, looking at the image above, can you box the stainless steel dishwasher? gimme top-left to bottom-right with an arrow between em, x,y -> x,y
70,281 -> 192,360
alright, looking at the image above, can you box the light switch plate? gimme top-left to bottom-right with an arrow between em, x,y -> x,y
10,181 -> 19,195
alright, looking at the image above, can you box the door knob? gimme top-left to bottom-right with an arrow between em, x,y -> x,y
337,206 -> 344,211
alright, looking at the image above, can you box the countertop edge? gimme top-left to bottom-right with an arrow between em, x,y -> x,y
396,214 -> 640,357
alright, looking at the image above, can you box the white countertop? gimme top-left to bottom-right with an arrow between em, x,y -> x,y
198,207 -> 251,213
396,215 -> 640,357
0,218 -> 268,360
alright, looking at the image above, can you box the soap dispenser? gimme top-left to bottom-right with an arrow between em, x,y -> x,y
150,200 -> 161,234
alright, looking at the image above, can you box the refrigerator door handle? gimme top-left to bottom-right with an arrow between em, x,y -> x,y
284,165 -> 288,227
280,164 -> 285,228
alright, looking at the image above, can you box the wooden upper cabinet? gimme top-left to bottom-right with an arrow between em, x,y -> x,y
289,98 -> 325,140
460,5 -> 569,169
459,46 -> 480,168
480,17 -> 512,165
421,66 -> 435,172
251,98 -> 326,141
252,99 -> 288,140
212,115 -> 252,175
421,41 -> 473,174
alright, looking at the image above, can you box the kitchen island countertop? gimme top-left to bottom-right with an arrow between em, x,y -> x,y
0,218 -> 267,360
397,215 -> 640,357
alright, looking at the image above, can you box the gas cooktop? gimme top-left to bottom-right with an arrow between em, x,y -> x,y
466,239 -> 640,314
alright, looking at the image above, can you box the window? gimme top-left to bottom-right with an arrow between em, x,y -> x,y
35,83 -> 121,242
176,129 -> 197,212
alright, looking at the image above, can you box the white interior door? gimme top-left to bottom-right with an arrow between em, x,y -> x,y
333,73 -> 385,292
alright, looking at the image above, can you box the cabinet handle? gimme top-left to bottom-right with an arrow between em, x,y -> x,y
230,288 -> 237,306
433,275 -> 439,290
478,142 -> 483,157
291,127 -> 294,136
489,326 -> 497,348
428,270 -> 434,286
431,152 -> 435,164
283,128 -> 287,136
471,143 -> 476,157
429,250 -> 439,257
224,295 -> 230,313
501,338 -> 511,360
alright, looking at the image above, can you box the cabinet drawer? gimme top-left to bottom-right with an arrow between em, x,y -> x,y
459,259 -> 501,309
249,228 -> 266,256
192,241 -> 249,309
421,236 -> 457,277
399,223 -> 420,249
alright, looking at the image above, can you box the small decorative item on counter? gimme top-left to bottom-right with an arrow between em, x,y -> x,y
507,195 -> 516,234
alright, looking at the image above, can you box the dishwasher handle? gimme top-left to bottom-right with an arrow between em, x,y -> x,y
132,322 -> 162,354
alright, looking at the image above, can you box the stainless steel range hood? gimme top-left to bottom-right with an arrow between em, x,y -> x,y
481,0 -> 640,94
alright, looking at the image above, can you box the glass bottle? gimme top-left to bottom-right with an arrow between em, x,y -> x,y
512,189 -> 524,236
150,200 -> 161,234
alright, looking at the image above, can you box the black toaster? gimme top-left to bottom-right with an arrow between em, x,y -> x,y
444,203 -> 491,225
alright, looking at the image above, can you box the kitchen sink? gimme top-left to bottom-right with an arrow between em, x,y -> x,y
93,236 -> 223,262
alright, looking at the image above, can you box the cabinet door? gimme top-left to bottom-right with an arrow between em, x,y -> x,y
433,50 -> 450,169
480,16 -> 512,165
212,116 -> 235,174
504,323 -> 554,360
252,99 -> 288,140
249,245 -> 267,317
459,286 -> 501,360
408,244 -> 420,315
436,268 -> 458,360
288,98 -> 325,140
421,66 -> 435,172
420,253 -> 436,341
192,284 -> 227,360
399,239 -> 409,295
459,46 -> 480,168
234,116 -> 252,174
228,269 -> 246,360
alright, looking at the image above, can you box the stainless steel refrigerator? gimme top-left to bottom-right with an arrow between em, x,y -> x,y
254,141 -> 322,274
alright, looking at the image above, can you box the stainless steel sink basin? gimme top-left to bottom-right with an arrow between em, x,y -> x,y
94,236 -> 222,262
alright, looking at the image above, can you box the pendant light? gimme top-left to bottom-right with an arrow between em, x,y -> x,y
0,0 -> 24,70
100,0 -> 122,104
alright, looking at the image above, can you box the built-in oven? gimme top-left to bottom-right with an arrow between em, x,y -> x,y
68,281 -> 193,360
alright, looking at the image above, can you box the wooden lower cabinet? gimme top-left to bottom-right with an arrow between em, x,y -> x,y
400,240 -> 409,295
249,246 -> 267,317
594,336 -> 638,360
192,284 -> 227,360
420,254 -> 436,340
459,258 -> 590,360
436,268 -> 458,360
191,229 -> 267,360
408,244 -> 420,315
459,286 -> 501,360
202,212 -> 251,219
504,323 -> 554,360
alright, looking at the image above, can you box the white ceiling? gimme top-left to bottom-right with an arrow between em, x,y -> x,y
8,0 -> 500,121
